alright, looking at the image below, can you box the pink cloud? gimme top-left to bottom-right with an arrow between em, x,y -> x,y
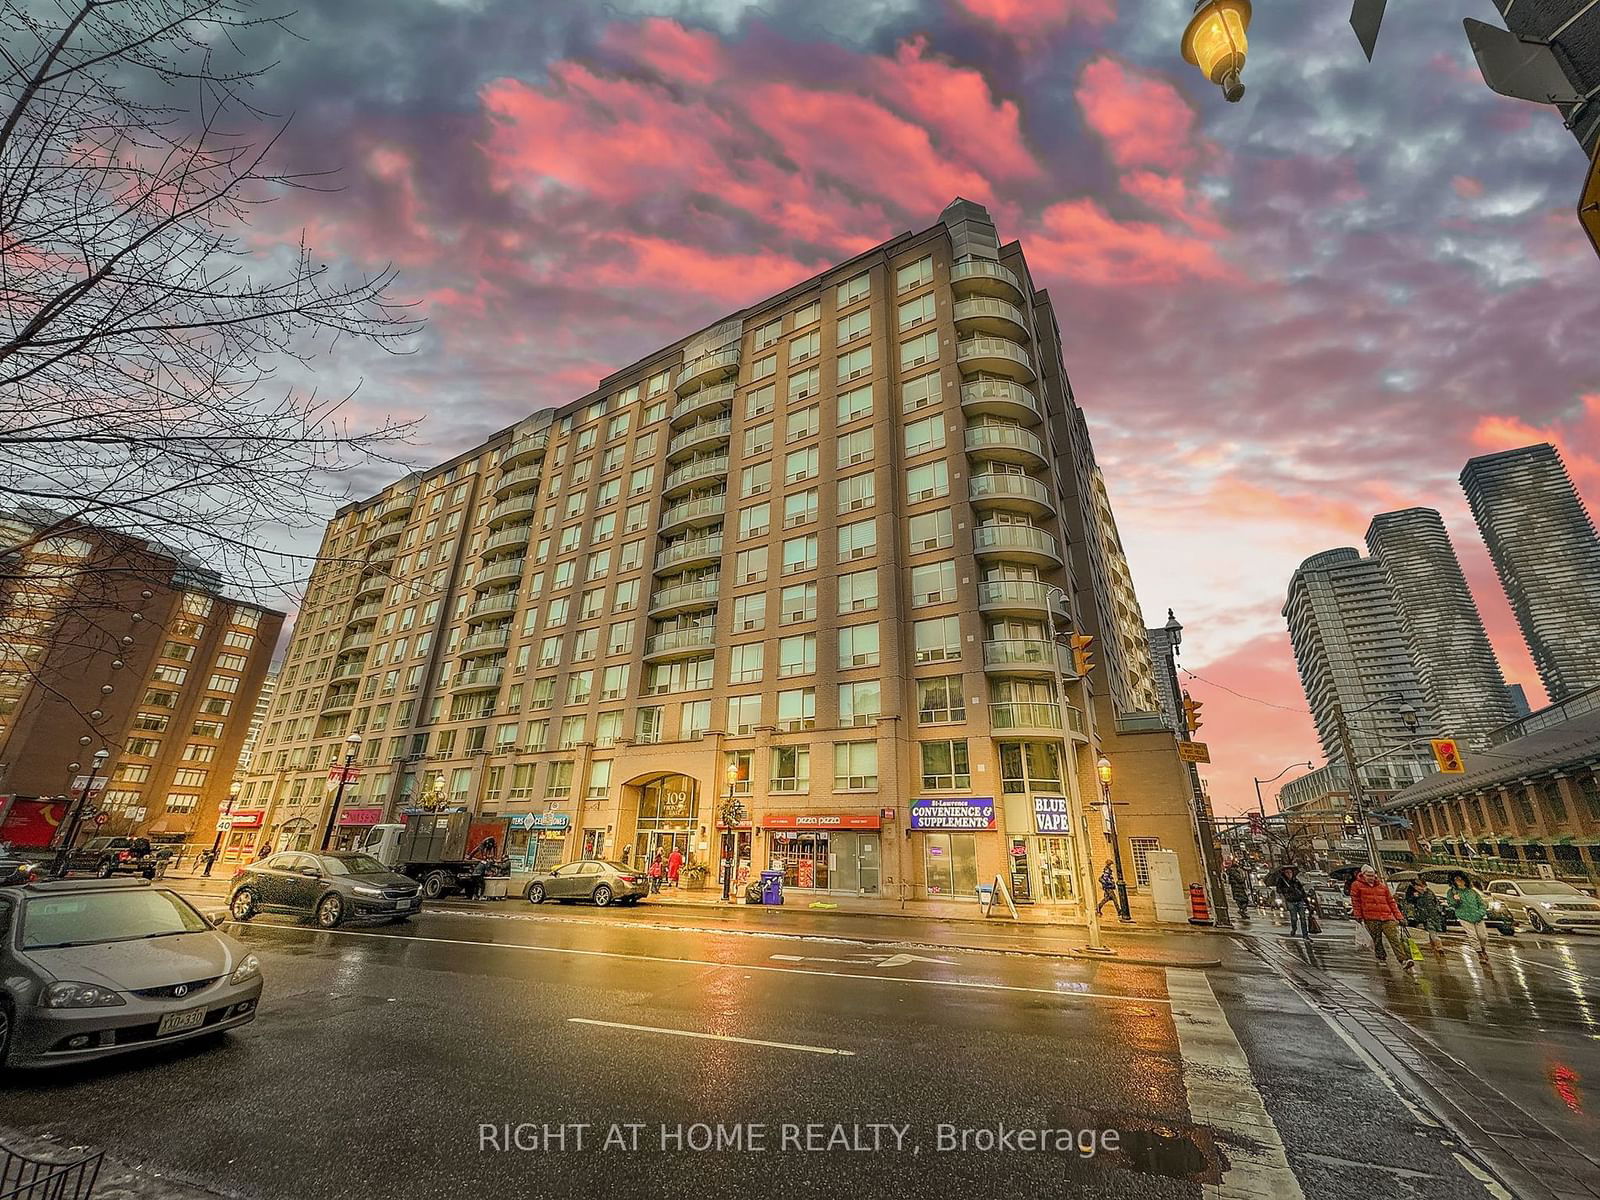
1076,57 -> 1202,173
588,233 -> 828,304
1452,175 -> 1484,198
600,17 -> 727,88
955,0 -> 1116,34
1024,198 -> 1238,286
1468,400 -> 1600,514
1118,170 -> 1227,238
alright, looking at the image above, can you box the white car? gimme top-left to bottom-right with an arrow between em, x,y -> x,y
1485,878 -> 1600,933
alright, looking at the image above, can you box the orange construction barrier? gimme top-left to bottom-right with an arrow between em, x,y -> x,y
1188,883 -> 1213,925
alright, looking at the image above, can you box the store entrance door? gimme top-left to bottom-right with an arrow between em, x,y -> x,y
829,832 -> 881,895
774,832 -> 830,890
1034,836 -> 1077,904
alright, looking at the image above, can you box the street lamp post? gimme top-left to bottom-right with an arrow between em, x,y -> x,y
719,760 -> 746,902
1095,755 -> 1133,922
51,748 -> 109,878
1042,587 -> 1112,955
1333,698 -> 1419,884
205,779 -> 243,876
1180,0 -> 1253,102
319,733 -> 363,852
1253,760 -> 1315,864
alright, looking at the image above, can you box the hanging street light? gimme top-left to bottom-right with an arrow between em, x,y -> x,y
1180,0 -> 1253,103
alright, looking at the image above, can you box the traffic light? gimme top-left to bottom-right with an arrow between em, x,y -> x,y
1430,738 -> 1465,774
1182,691 -> 1204,734
1069,634 -> 1095,677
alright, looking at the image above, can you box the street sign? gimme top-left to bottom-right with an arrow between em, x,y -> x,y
1177,741 -> 1211,764
70,775 -> 107,793
325,765 -> 362,790
216,815 -> 234,831
1430,738 -> 1465,774
93,812 -> 109,827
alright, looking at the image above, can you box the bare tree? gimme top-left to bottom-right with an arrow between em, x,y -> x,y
0,0 -> 420,601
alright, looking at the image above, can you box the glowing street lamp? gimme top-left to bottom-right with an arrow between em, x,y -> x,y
1181,0 -> 1253,103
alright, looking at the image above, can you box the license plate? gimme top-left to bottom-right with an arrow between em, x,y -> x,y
156,1007 -> 207,1037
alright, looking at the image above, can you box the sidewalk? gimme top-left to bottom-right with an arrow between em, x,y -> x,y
0,1127 -> 232,1200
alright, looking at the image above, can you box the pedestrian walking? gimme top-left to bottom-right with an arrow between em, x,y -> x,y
1274,865 -> 1314,940
1225,860 -> 1251,915
1446,871 -> 1492,960
648,850 -> 664,894
667,845 -> 684,888
1401,880 -> 1447,955
1094,861 -> 1118,916
1350,865 -> 1413,971
200,846 -> 217,877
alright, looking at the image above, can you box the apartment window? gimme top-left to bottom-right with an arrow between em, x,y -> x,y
607,412 -> 630,442
917,675 -> 966,724
897,255 -> 933,292
547,760 -> 575,798
558,716 -> 586,749
726,750 -> 754,795
836,309 -> 870,345
780,582 -> 817,623
548,596 -> 571,626
164,793 -> 200,813
629,467 -> 653,496
566,671 -> 593,706
633,430 -> 659,459
752,354 -> 777,381
739,502 -> 771,540
643,398 -> 667,425
921,739 -> 971,790
914,616 -> 962,663
788,330 -> 820,364
529,677 -> 555,709
746,384 -> 776,418
552,561 -> 575,590
617,540 -> 644,573
837,346 -> 872,383
741,462 -> 772,498
837,384 -> 873,425
837,473 -> 875,515
836,428 -> 873,468
538,636 -> 562,668
789,365 -> 821,402
834,741 -> 879,790
908,510 -> 954,551
998,742 -> 1063,793
596,479 -> 621,508
770,745 -> 811,792
727,694 -> 761,735
613,582 -> 639,615
776,688 -> 816,732
838,680 -> 883,728
755,320 -> 781,349
133,713 -> 170,734
836,273 -> 870,306
182,743 -> 217,763
838,623 -> 880,669
784,446 -> 819,484
782,489 -> 818,529
792,300 -> 820,327
730,642 -> 764,684
904,414 -> 946,457
732,593 -> 765,632
680,699 -> 712,740
207,674 -> 239,693
787,404 -> 819,444
906,461 -> 949,503
901,331 -> 939,370
781,534 -> 818,575
635,706 -> 664,744
838,568 -> 878,613
563,495 -> 586,523
579,588 -> 605,621
162,641 -> 195,662
911,561 -> 958,606
573,628 -> 598,661
837,518 -> 876,562
897,293 -> 936,330
115,764 -> 151,783
558,525 -> 582,553
151,664 -> 188,686
126,737 -> 161,757
744,422 -> 774,457
601,663 -> 630,699
735,546 -> 768,585
624,501 -> 650,533
778,634 -> 816,678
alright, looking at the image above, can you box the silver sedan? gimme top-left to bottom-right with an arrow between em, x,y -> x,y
524,860 -> 650,907
0,878 -> 263,1068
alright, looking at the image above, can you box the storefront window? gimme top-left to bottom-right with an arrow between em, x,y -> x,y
923,833 -> 978,897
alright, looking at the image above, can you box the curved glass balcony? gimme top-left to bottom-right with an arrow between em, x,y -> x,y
950,258 -> 1024,302
964,424 -> 1047,469
960,379 -> 1041,425
957,336 -> 1035,383
972,524 -> 1061,566
675,347 -> 741,394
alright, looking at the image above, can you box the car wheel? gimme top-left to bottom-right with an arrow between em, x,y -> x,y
229,889 -> 257,921
1497,924 -> 1515,936
316,894 -> 345,929
0,997 -> 13,1069
96,861 -> 115,878
421,871 -> 450,900
527,883 -> 546,904
592,884 -> 613,908
1530,911 -> 1552,934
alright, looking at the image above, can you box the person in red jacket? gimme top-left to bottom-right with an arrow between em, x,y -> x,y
1349,865 -> 1413,971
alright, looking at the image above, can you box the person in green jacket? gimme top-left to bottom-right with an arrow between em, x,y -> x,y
1447,871 -> 1491,959
1402,880 -> 1447,955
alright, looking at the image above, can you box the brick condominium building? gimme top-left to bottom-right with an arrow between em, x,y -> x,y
239,199 -> 1207,912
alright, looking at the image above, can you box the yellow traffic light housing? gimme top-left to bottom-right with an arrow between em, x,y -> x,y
1070,634 -> 1095,678
1182,691 -> 1205,734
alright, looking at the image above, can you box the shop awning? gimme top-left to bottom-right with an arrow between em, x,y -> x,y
146,815 -> 192,836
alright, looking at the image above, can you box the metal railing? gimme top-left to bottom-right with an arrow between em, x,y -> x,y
0,1141 -> 103,1200
988,702 -> 1063,729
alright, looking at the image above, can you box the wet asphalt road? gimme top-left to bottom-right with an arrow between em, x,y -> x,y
8,900 -> 1593,1200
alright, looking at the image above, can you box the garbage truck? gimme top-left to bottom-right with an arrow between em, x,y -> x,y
357,811 -> 509,899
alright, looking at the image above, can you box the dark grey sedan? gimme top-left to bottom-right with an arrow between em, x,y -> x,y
0,878 -> 262,1068
228,851 -> 422,928
525,860 -> 649,907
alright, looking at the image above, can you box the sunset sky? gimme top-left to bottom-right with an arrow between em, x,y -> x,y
245,0 -> 1600,815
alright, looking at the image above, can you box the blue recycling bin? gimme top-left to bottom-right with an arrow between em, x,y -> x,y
758,869 -> 785,906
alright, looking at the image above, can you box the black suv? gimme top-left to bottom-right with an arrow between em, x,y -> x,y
67,836 -> 157,879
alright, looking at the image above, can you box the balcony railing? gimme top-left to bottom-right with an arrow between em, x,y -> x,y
662,455 -> 729,493
675,347 -> 741,393
500,427 -> 550,467
977,579 -> 1058,614
460,628 -> 510,654
467,592 -> 520,619
374,491 -> 417,521
964,424 -> 1046,464
494,465 -> 542,497
643,626 -> 717,657
322,689 -> 358,712
486,493 -> 538,528
476,557 -> 526,588
667,416 -> 733,457
969,473 -> 1053,511
655,535 -> 723,571
482,524 -> 532,554
982,639 -> 1069,673
659,493 -> 726,531
670,381 -> 736,425
339,632 -> 373,652
953,296 -> 1028,337
988,702 -> 1063,730
453,666 -> 505,691
960,379 -> 1041,423
346,600 -> 382,624
957,336 -> 1035,381
648,580 -> 720,614
973,524 -> 1060,562
950,257 -> 1023,299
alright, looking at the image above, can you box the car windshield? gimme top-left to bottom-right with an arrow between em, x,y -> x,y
322,854 -> 389,876
22,889 -> 209,949
1517,881 -> 1586,897
602,861 -> 636,873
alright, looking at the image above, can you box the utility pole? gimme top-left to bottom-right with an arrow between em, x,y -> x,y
51,748 -> 109,878
319,733 -> 363,852
1332,705 -> 1387,882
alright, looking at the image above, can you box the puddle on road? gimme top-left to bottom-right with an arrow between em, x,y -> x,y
1103,1119 -> 1224,1185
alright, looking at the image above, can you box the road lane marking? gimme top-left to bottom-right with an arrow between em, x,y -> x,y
568,1017 -> 854,1056
1165,969 -> 1305,1200
770,952 -> 957,968
228,921 -> 1171,1006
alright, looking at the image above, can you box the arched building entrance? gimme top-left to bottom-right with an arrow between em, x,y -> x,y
633,774 -> 699,870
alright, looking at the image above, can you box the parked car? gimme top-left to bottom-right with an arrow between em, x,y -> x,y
0,878 -> 262,1068
1305,875 -> 1353,919
525,860 -> 650,907
228,851 -> 422,929
1485,878 -> 1600,933
67,836 -> 156,880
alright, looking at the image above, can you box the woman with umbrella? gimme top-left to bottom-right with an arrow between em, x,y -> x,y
1271,864 -> 1314,941
1400,878 -> 1447,956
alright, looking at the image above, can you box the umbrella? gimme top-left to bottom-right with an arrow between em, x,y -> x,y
1328,863 -> 1373,884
